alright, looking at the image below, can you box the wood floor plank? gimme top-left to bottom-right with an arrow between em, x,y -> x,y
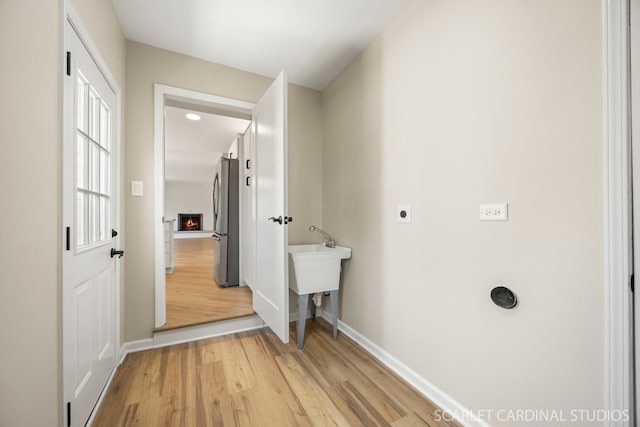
124,350 -> 162,406
91,353 -> 143,426
155,342 -> 198,427
195,335 -> 228,365
328,381 -> 382,427
298,322 -> 410,424
219,336 -> 256,394
240,334 -> 311,426
197,360 -> 228,397
392,412 -> 431,427
205,394 -> 237,427
158,237 -> 254,332
275,352 -> 350,426
92,320 -> 462,427
311,321 -> 459,427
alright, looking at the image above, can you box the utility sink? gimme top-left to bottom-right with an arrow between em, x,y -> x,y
288,244 -> 351,295
288,243 -> 351,349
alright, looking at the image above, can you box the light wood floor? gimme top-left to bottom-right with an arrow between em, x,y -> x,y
93,319 -> 461,427
156,237 -> 254,332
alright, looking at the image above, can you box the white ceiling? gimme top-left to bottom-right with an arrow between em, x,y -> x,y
111,0 -> 413,90
164,106 -> 250,183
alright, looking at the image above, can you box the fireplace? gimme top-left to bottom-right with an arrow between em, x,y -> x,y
178,213 -> 203,231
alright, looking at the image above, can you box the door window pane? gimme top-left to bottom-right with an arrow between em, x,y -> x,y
99,197 -> 108,242
76,192 -> 87,246
89,143 -> 99,193
76,74 -> 87,133
89,194 -> 97,245
99,151 -> 109,195
89,88 -> 99,142
76,134 -> 87,190
100,101 -> 110,150
75,67 -> 111,249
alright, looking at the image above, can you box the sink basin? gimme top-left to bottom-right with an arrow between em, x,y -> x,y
288,244 -> 351,295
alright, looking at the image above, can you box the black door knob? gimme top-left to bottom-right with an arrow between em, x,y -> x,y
268,216 -> 283,225
110,248 -> 124,258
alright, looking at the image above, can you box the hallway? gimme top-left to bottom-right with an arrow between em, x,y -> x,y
156,237 -> 254,332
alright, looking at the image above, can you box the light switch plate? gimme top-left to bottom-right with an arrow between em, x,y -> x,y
479,203 -> 508,221
397,205 -> 411,223
131,180 -> 144,197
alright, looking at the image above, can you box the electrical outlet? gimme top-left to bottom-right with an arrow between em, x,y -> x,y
397,205 -> 411,223
479,203 -> 508,221
131,180 -> 144,197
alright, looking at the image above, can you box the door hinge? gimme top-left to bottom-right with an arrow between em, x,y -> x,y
66,52 -> 71,77
66,401 -> 71,427
66,227 -> 70,251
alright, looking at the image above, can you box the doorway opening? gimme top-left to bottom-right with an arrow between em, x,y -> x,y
154,75 -> 291,343
153,86 -> 256,331
159,105 -> 253,331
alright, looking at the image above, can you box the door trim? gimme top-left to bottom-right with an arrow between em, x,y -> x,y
603,0 -> 633,425
153,84 -> 254,328
61,1 -> 122,425
632,0 -> 640,422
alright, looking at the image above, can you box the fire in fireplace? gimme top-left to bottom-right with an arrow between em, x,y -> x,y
178,213 -> 203,231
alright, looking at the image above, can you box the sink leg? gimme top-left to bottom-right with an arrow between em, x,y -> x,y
310,296 -> 317,320
297,294 -> 309,349
330,290 -> 339,340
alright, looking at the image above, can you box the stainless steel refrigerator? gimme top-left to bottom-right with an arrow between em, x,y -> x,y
212,157 -> 240,287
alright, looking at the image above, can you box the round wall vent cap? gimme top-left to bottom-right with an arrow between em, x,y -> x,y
490,286 -> 517,309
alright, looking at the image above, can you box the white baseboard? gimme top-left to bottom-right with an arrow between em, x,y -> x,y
317,310 -> 491,427
173,231 -> 214,239
152,315 -> 264,347
119,338 -> 154,364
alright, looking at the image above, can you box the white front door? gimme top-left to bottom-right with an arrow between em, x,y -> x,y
62,20 -> 118,426
253,71 -> 290,343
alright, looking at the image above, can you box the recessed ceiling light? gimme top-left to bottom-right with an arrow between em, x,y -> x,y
185,113 -> 201,121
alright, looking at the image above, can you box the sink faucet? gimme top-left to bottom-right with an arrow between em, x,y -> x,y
309,225 -> 336,248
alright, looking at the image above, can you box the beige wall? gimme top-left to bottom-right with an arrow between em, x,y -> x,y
322,0 -> 604,423
0,0 -> 124,426
0,2 -> 61,425
165,181 -> 214,231
288,84 -> 324,244
69,0 -> 126,88
124,42 -> 323,341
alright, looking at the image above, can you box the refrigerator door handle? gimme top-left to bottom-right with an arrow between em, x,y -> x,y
213,173 -> 220,228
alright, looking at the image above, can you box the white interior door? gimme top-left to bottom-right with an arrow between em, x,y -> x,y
253,71 -> 290,343
62,20 -> 118,426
